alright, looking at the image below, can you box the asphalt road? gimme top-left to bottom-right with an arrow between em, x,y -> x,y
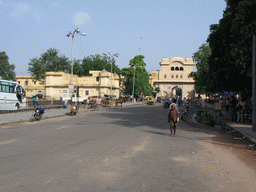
0,103 -> 256,192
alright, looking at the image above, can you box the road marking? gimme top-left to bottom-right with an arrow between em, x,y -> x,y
0,139 -> 16,145
56,126 -> 69,130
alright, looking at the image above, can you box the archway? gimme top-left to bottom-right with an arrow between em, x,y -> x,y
162,91 -> 168,99
171,86 -> 182,98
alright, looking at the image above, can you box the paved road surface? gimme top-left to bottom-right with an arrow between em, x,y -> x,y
0,103 -> 256,191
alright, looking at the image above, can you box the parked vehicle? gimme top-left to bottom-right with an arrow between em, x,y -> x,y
29,107 -> 44,122
181,106 -> 189,121
83,98 -> 100,111
70,104 -> 78,115
157,97 -> 162,102
0,78 -> 24,110
147,97 -> 154,105
163,99 -> 170,109
102,95 -> 116,107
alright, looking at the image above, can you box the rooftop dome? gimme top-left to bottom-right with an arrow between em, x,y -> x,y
169,57 -> 186,64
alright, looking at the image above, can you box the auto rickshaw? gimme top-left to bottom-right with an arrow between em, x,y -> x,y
147,96 -> 154,105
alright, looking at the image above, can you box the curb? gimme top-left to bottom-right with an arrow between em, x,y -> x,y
0,105 -> 64,114
0,112 -> 68,126
224,122 -> 256,145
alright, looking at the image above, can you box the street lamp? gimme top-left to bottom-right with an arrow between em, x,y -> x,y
104,52 -> 120,95
67,28 -> 86,90
132,66 -> 136,102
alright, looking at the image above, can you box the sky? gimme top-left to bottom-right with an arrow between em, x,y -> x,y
0,0 -> 227,76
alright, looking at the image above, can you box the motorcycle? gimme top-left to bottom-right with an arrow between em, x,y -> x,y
29,107 -> 44,122
181,106 -> 189,121
70,104 -> 78,115
163,101 -> 170,109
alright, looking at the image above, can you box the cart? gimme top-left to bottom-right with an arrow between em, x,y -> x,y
103,95 -> 116,108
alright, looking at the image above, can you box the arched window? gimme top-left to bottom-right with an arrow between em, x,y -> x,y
171,75 -> 174,78
180,75 -> 183,78
171,67 -> 174,71
176,75 -> 178,78
164,74 -> 167,78
180,67 -> 184,71
175,67 -> 179,71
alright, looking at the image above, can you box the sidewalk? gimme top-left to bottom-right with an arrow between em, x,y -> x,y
0,101 -> 145,125
199,102 -> 256,144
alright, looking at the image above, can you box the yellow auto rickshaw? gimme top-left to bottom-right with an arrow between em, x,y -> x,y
147,96 -> 154,105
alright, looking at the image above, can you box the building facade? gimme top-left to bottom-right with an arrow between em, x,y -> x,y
16,70 -> 122,100
149,57 -> 196,99
15,76 -> 45,98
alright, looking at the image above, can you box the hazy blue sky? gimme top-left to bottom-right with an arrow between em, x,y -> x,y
0,0 -> 227,76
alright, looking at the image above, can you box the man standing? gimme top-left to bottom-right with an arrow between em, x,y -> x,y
230,96 -> 238,122
183,97 -> 188,107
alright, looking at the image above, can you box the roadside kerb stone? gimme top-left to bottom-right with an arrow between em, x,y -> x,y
0,101 -> 146,126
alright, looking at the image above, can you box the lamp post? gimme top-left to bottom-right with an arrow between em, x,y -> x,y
104,52 -> 120,95
132,66 -> 136,102
67,28 -> 86,91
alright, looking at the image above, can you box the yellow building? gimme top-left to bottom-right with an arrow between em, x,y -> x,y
15,76 -> 45,98
16,70 -> 122,100
150,57 -> 196,99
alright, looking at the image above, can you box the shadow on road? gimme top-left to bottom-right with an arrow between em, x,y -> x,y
99,104 -> 256,154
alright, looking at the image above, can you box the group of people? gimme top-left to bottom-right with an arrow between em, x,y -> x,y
164,97 -> 189,108
218,95 -> 252,123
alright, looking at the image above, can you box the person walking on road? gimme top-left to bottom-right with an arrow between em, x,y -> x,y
167,103 -> 179,136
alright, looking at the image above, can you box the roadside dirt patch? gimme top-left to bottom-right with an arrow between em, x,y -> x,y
183,119 -> 256,171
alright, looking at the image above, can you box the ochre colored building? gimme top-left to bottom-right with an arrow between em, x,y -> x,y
150,57 -> 196,99
15,76 -> 45,98
16,70 -> 122,100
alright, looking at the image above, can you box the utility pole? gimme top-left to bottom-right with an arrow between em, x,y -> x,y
253,35 -> 256,131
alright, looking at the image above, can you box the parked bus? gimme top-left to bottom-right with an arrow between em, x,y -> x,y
0,78 -> 24,110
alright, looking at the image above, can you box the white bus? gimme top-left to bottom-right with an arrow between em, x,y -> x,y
0,78 -> 24,110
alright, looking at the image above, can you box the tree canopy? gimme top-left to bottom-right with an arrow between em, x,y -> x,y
191,43 -> 212,94
207,0 -> 256,92
28,49 -> 122,80
0,51 -> 16,80
28,48 -> 70,80
121,55 -> 153,96
79,54 -> 121,76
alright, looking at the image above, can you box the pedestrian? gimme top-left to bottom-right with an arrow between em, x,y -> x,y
178,97 -> 182,106
32,95 -> 37,107
167,103 -> 179,136
230,96 -> 237,122
236,100 -> 245,123
225,97 -> 230,114
183,97 -> 188,107
219,98 -> 224,116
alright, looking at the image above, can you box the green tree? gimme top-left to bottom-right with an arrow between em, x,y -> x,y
155,87 -> 160,94
80,54 -> 121,76
122,55 -> 153,96
207,0 -> 256,92
153,87 -> 160,98
0,51 -> 16,80
191,43 -> 212,94
28,48 -> 70,80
